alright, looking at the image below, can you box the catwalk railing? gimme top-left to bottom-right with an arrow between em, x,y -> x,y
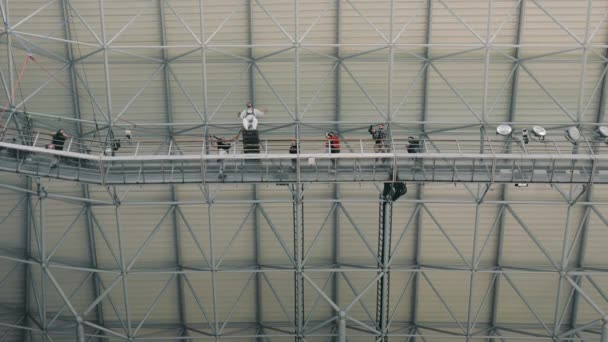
0,128 -> 607,184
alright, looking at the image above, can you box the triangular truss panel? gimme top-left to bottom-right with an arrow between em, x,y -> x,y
1,0 -> 608,341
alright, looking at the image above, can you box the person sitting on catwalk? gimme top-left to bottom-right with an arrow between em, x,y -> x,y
407,136 -> 421,154
239,102 -> 267,131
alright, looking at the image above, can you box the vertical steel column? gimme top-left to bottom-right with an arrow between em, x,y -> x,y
376,192 -> 392,342
553,199 -> 574,336
114,203 -> 132,338
338,311 -> 346,342
206,190 -> 219,337
332,0 -> 342,339
411,1 -> 433,339
596,39 -> 608,127
76,321 -> 85,342
199,0 -> 209,132
293,0 -> 305,340
602,321 -> 608,342
489,0 -> 525,335
158,0 -> 188,337
575,0 -> 592,123
2,0 -> 25,138
507,0 -> 526,123
60,1 -> 106,339
253,186 -> 263,341
22,178 -> 32,342
409,186 -> 423,341
331,191 -> 340,341
60,0 -> 82,132
293,183 -> 304,342
387,0 -> 394,123
419,0 -> 432,128
38,183 -> 47,342
481,0 -> 492,124
4,0 -> 14,108
489,199 -> 506,334
248,0 -> 255,100
98,0 -> 114,139
466,196 -> 482,341
247,1 -> 264,340
376,2 -> 395,339
567,189 -> 591,335
82,187 -> 105,341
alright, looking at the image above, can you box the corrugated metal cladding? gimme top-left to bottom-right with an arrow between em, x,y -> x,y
5,0 -> 608,128
2,0 -> 608,340
0,172 -> 26,340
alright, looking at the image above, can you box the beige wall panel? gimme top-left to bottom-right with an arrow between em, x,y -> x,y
126,274 -> 180,324
107,61 -> 166,125
495,272 -> 558,324
340,60 -> 389,123
336,271 -> 377,322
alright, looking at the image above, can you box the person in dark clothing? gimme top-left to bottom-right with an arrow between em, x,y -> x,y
289,140 -> 299,170
325,132 -> 340,171
407,136 -> 420,154
368,124 -> 386,151
368,124 -> 387,163
213,136 -> 231,178
111,139 -> 121,156
214,136 -> 231,153
51,129 -> 69,151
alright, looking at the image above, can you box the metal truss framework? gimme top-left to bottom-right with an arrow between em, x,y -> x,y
0,179 -> 607,341
0,0 -> 607,341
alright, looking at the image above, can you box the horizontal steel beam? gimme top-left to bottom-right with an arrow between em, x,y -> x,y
0,141 -> 606,185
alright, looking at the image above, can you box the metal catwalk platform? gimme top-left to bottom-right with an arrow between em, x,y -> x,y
0,139 -> 607,185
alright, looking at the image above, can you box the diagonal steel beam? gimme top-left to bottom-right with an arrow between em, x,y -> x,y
253,0 -> 294,43
435,0 -> 485,44
529,0 -> 583,45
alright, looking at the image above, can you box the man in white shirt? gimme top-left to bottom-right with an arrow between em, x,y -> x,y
239,102 -> 267,130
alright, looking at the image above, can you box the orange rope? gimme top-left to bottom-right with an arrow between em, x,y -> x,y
0,55 -> 35,123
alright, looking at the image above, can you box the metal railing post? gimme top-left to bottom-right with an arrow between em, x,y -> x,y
66,137 -> 74,152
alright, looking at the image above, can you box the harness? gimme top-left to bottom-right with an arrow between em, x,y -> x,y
372,130 -> 386,143
244,108 -> 255,121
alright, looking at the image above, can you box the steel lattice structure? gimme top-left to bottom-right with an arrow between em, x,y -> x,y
0,0 -> 608,341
